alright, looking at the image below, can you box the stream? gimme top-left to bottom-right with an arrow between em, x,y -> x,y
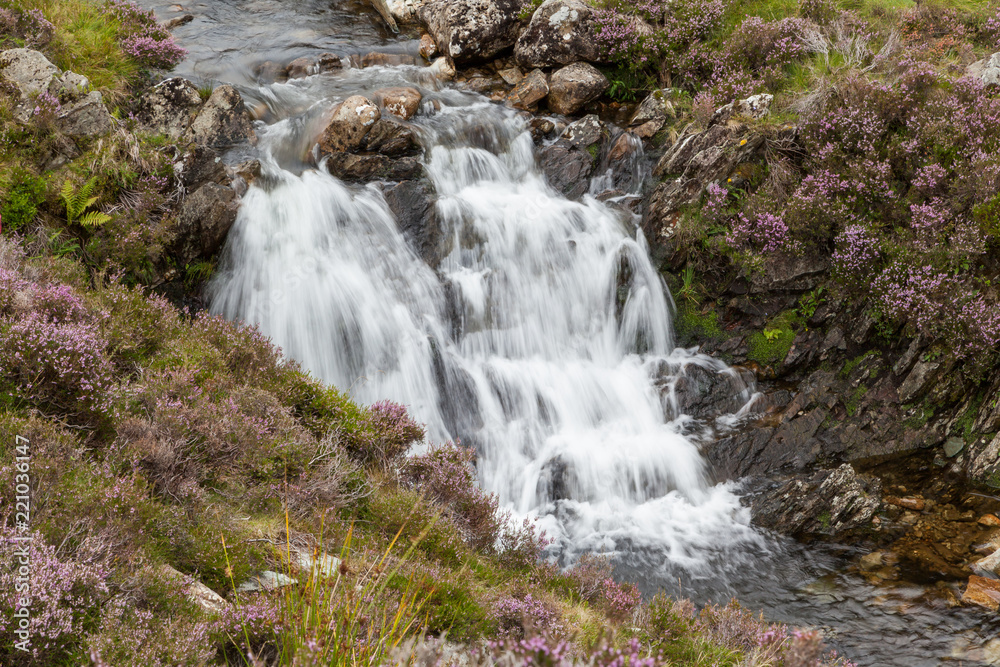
146,0 -> 1000,663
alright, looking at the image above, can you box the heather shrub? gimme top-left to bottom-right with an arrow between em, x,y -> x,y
0,526 -> 110,666
104,0 -> 185,69
0,5 -> 54,48
348,399 -> 425,468
492,592 -> 561,638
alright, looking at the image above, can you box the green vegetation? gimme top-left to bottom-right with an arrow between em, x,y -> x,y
747,310 -> 800,366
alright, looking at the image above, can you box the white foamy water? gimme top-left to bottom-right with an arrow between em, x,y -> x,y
208,98 -> 761,567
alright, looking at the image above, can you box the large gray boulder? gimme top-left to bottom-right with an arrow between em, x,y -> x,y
546,62 -> 608,115
57,91 -> 114,137
171,182 -> 240,264
419,0 -> 522,63
514,0 -> 601,68
0,48 -> 59,98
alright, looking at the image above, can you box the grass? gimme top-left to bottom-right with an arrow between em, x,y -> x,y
14,0 -> 141,99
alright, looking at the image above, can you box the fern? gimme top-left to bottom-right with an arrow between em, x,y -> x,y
61,177 -> 111,228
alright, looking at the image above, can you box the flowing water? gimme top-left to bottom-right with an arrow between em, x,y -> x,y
148,0 -> 1000,662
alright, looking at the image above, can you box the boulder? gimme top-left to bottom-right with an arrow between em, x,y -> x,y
158,565 -> 227,613
188,84 -> 257,147
359,117 -> 420,156
419,0 -> 522,63
134,77 -> 203,140
506,68 -> 548,110
751,463 -> 883,539
0,48 -> 59,98
317,95 -> 381,155
57,91 -> 113,137
419,33 -> 438,59
546,62 -> 608,115
967,52 -> 1000,87
174,145 -> 229,189
538,115 -> 606,199
171,182 -> 240,264
324,153 -> 422,182
514,0 -> 601,68
237,570 -> 297,593
428,56 -> 457,80
383,179 -> 447,268
387,0 -> 428,23
373,86 -> 422,120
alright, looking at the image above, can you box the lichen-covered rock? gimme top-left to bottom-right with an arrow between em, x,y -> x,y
0,47 -> 59,98
317,95 -> 381,156
188,84 -> 257,147
419,33 -> 438,59
629,89 -> 675,138
506,68 -> 548,110
373,86 -> 422,120
387,0 -> 428,23
546,62 -> 608,115
135,78 -> 203,139
967,52 -> 1000,87
419,0 -> 522,63
751,463 -> 883,539
514,0 -> 601,68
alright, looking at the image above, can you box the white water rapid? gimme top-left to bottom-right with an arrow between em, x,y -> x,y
208,90 -> 762,568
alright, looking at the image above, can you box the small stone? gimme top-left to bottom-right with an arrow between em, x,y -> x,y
859,551 -> 885,572
360,51 -> 419,67
980,514 -> 1000,527
506,69 -> 548,110
286,56 -> 315,79
887,496 -> 926,511
498,66 -> 524,86
419,33 -> 437,60
428,56 -> 455,80
317,53 -> 342,71
962,575 -> 1000,611
944,436 -> 965,458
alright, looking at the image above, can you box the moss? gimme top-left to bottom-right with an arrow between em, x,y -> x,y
674,304 -> 725,347
0,166 -> 47,233
747,310 -> 801,367
845,384 -> 868,417
839,350 -> 879,380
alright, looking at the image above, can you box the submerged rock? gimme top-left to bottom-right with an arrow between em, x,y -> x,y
963,575 -> 1000,611
317,95 -> 381,155
373,86 -> 422,120
383,179 -> 446,268
419,0 -> 522,63
514,0 -> 601,68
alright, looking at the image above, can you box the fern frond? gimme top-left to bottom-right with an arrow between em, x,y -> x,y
77,211 -> 112,228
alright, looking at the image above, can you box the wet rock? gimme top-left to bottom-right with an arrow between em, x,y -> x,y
374,86 -> 422,120
419,33 -> 438,59
506,68 -> 548,110
325,153 -> 422,182
538,142 -> 593,199
428,56 -> 457,80
383,179 -> 446,268
358,51 -> 421,68
751,463 -> 883,539
629,89 -> 675,138
188,85 -> 257,147
665,362 -> 752,421
561,113 -> 604,147
175,145 -> 228,189
317,95 -> 381,155
161,14 -> 194,30
359,117 -> 419,157
419,0 -> 522,63
962,575 -> 1000,611
285,56 -> 315,79
387,0 -> 428,23
943,436 -> 965,458
972,548 -> 1000,579
967,52 -> 1000,87
171,182 -> 240,264
887,496 -> 926,511
254,60 -> 287,83
237,570 -> 297,593
514,0 -> 601,68
57,91 -> 113,137
546,62 -> 608,115
318,53 -> 342,72
981,514 -> 1000,527
460,72 -> 507,96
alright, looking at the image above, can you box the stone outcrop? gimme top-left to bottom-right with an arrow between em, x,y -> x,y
514,0 -> 601,68
187,85 -> 257,147
546,62 -> 608,115
419,0 -> 522,63
170,182 -> 240,265
134,77 -> 203,139
135,78 -> 256,148
0,48 -> 113,136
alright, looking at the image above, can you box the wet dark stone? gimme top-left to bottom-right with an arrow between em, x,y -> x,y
383,179 -> 447,269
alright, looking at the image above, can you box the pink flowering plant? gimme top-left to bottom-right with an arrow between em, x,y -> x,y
105,0 -> 186,69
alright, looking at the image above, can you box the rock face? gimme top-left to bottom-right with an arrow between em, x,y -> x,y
188,85 -> 257,147
967,52 -> 1000,86
317,95 -> 381,155
751,463 -> 883,539
171,182 -> 240,265
546,62 -> 608,115
514,0 -> 601,68
419,0 -> 522,63
373,86 -> 422,120
0,48 -> 114,136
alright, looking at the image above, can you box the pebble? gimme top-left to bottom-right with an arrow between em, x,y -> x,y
980,514 -> 1000,527
888,496 -> 926,511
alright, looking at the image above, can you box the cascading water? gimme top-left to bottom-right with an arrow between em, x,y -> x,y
208,87 -> 762,568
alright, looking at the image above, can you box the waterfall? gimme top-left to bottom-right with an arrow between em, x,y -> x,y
208,97 -> 761,567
